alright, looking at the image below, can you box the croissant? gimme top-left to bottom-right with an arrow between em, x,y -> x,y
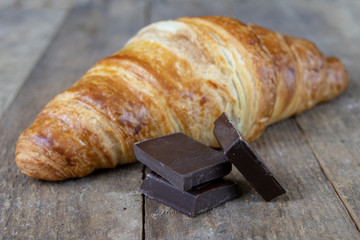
15,16 -> 348,180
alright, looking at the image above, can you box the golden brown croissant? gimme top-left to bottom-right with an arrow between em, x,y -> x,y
15,16 -> 349,180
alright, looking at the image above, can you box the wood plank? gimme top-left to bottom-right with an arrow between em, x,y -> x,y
0,1 -> 87,119
144,0 -> 360,239
0,1 -> 146,239
289,0 -> 360,229
0,0 -> 82,10
0,6 -> 67,118
145,121 -> 360,239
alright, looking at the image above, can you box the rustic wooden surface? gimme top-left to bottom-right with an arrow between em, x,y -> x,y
1,0 -> 359,239
0,1 -> 146,239
0,2 -> 65,118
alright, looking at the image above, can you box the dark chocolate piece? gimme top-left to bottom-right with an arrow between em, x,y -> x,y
213,113 -> 286,201
134,132 -> 231,191
141,172 -> 239,217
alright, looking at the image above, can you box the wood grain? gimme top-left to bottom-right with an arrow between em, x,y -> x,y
1,0 -> 360,239
0,0 -> 83,10
0,1 -> 146,239
145,121 -> 360,239
291,0 -> 360,229
143,0 -> 360,239
0,6 -> 66,118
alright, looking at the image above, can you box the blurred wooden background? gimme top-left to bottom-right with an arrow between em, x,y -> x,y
0,0 -> 359,239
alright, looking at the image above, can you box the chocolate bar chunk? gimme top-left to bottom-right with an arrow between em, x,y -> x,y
134,132 -> 231,191
213,113 -> 286,201
141,172 -> 239,217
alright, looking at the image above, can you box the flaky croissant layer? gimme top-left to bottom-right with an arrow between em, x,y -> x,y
16,16 -> 348,180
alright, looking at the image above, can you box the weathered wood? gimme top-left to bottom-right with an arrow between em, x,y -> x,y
0,0 -> 82,10
0,1 -> 146,239
1,0 -> 360,239
143,0 -> 360,239
0,6 -> 66,118
145,121 -> 360,239
290,0 -> 360,229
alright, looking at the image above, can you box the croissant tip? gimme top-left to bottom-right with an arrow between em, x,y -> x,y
326,56 -> 350,93
15,149 -> 66,181
16,160 -> 63,181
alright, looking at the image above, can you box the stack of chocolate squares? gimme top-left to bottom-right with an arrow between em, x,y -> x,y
134,113 -> 286,217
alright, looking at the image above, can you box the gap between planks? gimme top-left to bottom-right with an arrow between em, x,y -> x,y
1,1 -> 146,238
0,6 -> 73,123
142,1 -> 152,239
0,7 -> 72,121
294,118 -> 360,232
141,164 -> 146,240
143,0 -> 359,238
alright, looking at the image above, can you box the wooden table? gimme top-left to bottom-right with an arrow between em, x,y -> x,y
1,0 -> 359,239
